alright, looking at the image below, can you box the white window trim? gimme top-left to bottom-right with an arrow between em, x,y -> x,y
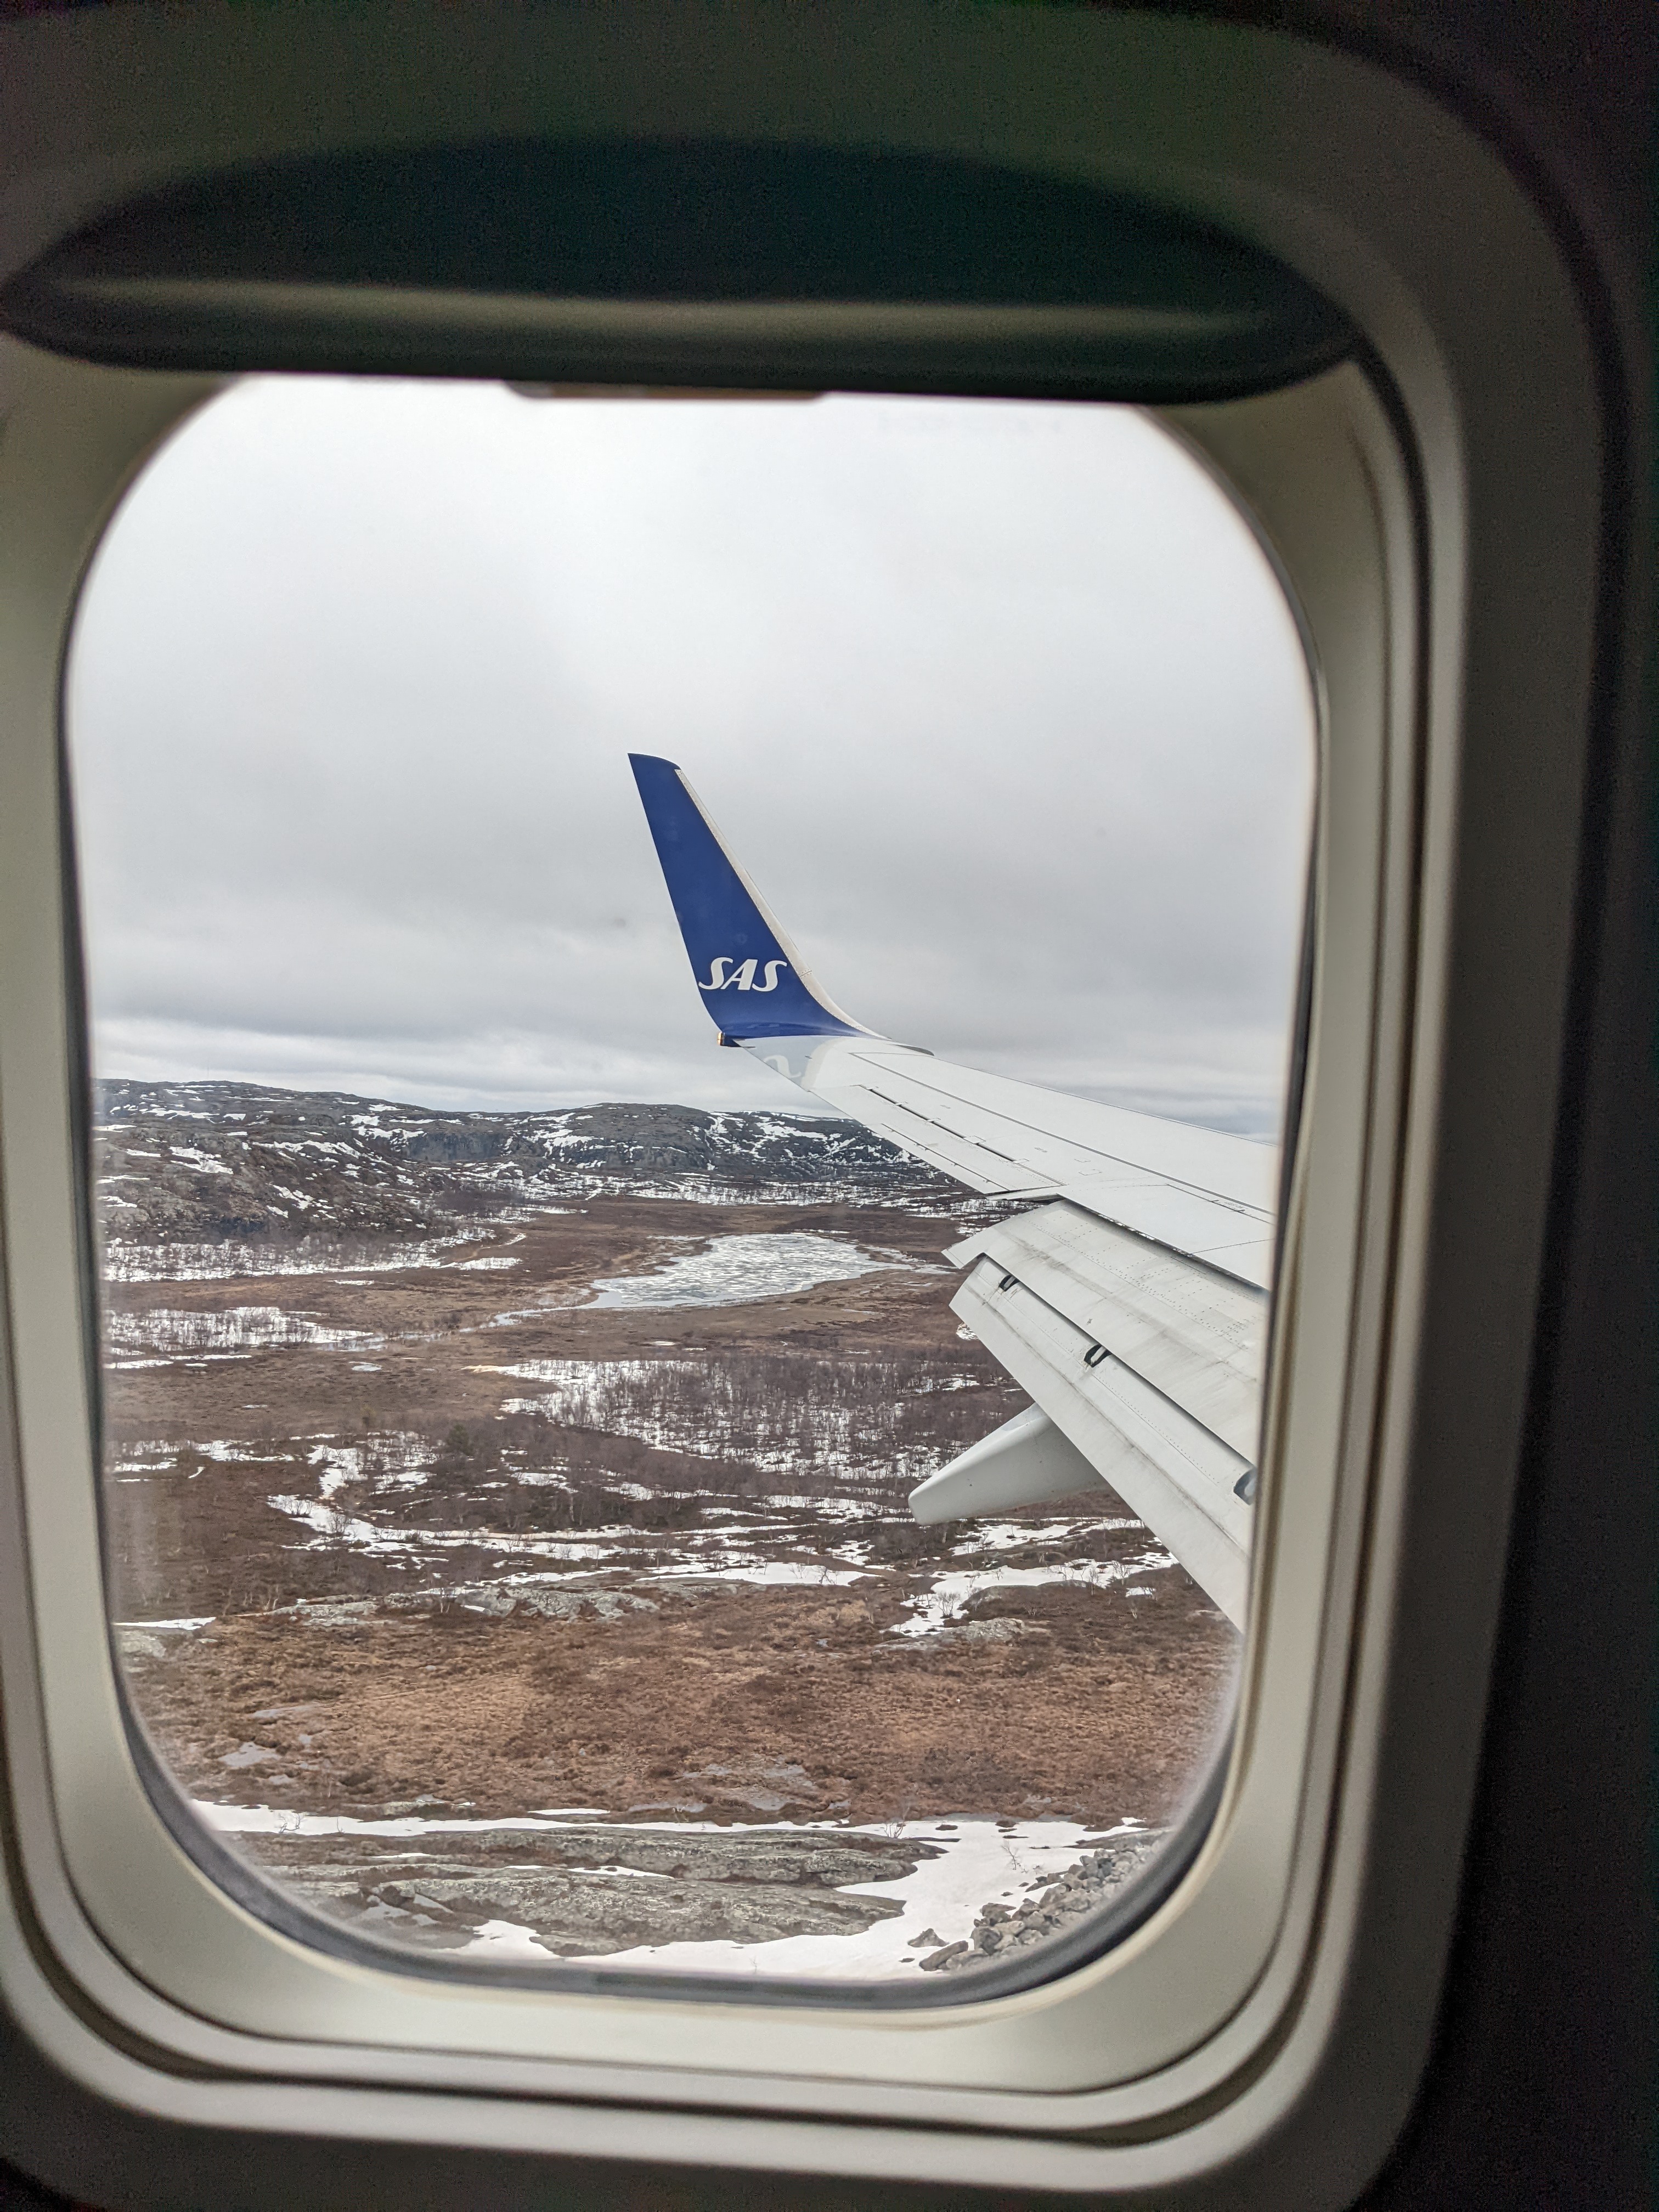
0,5 -> 1604,2201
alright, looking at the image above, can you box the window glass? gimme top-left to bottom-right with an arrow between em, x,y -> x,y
69,380 -> 1313,1988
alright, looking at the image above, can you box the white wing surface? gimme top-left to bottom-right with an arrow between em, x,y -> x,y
630,754 -> 1274,1628
757,1035 -> 1277,1291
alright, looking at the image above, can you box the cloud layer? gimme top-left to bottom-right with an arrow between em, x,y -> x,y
69,379 -> 1314,1135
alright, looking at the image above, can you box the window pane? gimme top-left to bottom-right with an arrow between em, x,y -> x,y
70,381 -> 1313,1989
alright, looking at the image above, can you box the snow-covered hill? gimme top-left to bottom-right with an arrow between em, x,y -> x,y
93,1081 -> 958,1244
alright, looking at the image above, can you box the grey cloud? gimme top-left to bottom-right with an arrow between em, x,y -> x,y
68,380 -> 1313,1133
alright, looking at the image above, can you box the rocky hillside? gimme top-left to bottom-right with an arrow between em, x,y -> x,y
93,1081 -> 958,1245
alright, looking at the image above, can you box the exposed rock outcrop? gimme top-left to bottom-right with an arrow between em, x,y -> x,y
918,1831 -> 1166,1971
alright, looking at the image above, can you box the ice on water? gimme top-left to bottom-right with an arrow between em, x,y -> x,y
586,1232 -> 918,1310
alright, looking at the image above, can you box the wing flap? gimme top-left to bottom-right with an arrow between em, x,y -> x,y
947,1202 -> 1266,1459
952,1258 -> 1252,1627
1051,1181 -> 1276,1290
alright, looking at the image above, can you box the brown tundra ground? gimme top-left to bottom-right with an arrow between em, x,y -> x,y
102,1195 -> 1239,1977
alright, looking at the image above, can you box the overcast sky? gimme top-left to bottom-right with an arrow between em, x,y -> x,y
68,377 -> 1313,1136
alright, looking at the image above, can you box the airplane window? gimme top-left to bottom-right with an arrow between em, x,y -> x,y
66,378 -> 1313,1990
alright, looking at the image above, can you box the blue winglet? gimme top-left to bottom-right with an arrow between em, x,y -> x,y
629,754 -> 867,1041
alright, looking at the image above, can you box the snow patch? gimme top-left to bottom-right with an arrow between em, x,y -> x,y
893,1554 -> 1178,1636
107,1306 -> 382,1355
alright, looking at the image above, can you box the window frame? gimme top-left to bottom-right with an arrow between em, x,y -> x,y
59,364 -> 1326,2024
2,327 -> 1393,2092
0,5 -> 1610,2202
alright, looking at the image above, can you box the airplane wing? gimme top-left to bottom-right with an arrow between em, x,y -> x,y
630,752 -> 1273,1628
